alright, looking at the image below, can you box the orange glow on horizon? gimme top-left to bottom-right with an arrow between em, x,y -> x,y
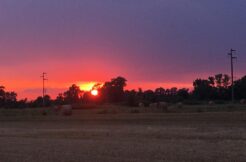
79,82 -> 100,91
2,79 -> 193,100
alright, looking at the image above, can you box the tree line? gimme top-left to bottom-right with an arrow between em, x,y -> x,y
1,74 -> 246,108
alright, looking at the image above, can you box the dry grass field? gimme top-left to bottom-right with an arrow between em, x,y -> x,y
0,105 -> 246,162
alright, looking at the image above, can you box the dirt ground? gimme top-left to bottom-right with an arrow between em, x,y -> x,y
0,110 -> 246,162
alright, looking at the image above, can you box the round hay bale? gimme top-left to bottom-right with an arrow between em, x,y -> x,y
138,102 -> 144,107
177,102 -> 183,109
54,105 -> 62,113
149,103 -> 158,108
158,102 -> 168,112
208,101 -> 214,105
240,99 -> 246,104
61,105 -> 72,116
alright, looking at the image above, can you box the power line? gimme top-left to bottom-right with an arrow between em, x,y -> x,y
41,72 -> 48,107
228,49 -> 236,103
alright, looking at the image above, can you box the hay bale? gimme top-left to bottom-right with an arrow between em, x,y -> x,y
158,102 -> 168,112
240,99 -> 246,104
149,102 -> 168,112
138,102 -> 144,107
149,103 -> 158,107
61,105 -> 72,116
177,102 -> 183,109
54,105 -> 62,113
208,101 -> 215,105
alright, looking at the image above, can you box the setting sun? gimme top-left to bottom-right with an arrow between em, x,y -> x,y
91,89 -> 98,96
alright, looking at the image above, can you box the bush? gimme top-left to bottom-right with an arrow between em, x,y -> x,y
62,109 -> 72,116
208,101 -> 215,105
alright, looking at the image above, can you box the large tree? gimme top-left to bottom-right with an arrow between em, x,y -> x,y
177,88 -> 189,100
193,79 -> 214,100
63,84 -> 83,104
0,86 -> 18,108
234,76 -> 246,99
192,74 -> 231,100
101,76 -> 127,102
0,86 -> 5,107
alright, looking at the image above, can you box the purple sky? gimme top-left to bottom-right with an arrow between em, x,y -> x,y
0,0 -> 246,99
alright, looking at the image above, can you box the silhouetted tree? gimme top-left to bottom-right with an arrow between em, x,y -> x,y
193,79 -> 214,100
170,87 -> 178,96
124,90 -> 138,106
177,88 -> 189,100
55,93 -> 65,105
222,74 -> 230,88
4,91 -> 17,108
234,75 -> 246,99
215,74 -> 223,88
208,76 -> 215,87
192,74 -> 231,100
0,86 -> 5,107
63,84 -> 83,104
43,95 -> 52,106
32,95 -> 51,107
32,96 -> 43,107
217,74 -> 230,100
101,76 -> 127,102
154,87 -> 166,102
135,88 -> 143,102
155,87 -> 165,95
0,86 -> 19,108
143,90 -> 156,103
17,98 -> 28,108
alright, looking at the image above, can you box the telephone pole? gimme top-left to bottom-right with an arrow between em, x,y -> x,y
228,49 -> 236,103
41,72 -> 48,107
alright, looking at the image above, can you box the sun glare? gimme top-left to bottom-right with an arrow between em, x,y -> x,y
91,89 -> 98,96
79,82 -> 97,91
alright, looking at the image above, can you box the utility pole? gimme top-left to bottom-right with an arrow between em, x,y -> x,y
41,72 -> 48,107
228,49 -> 236,103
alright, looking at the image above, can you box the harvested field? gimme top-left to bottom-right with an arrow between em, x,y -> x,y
0,108 -> 246,162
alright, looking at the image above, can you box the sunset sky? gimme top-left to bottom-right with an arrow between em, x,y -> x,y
0,0 -> 246,100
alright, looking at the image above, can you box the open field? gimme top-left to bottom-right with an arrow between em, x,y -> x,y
0,106 -> 246,162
